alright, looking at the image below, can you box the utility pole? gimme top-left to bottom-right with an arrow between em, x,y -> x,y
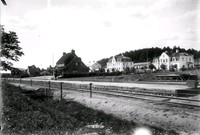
146,48 -> 149,69
52,54 -> 55,77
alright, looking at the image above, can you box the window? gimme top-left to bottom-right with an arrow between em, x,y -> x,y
189,58 -> 191,61
182,57 -> 184,61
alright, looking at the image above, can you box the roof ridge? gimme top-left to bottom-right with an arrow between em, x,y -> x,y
65,55 -> 77,67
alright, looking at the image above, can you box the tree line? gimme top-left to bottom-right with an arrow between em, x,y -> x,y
97,46 -> 200,67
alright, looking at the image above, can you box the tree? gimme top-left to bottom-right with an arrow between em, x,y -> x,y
180,65 -> 186,71
160,64 -> 166,70
125,67 -> 130,74
112,68 -> 115,72
1,26 -> 24,70
46,65 -> 54,75
1,0 -> 7,5
130,67 -> 135,73
107,69 -> 110,73
149,63 -> 156,70
99,68 -> 105,73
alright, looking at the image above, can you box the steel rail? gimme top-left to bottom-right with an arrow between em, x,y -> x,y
6,78 -> 200,107
63,88 -> 200,108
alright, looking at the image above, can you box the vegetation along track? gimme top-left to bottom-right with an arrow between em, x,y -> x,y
6,78 -> 200,109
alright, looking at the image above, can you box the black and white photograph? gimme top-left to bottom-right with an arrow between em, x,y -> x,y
1,0 -> 200,134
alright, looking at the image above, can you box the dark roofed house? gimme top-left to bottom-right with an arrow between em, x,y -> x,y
56,49 -> 89,75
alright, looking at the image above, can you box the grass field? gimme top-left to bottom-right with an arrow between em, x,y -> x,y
59,74 -> 142,82
57,70 -> 200,83
1,82 -> 136,135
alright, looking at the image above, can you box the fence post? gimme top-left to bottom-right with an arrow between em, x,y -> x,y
60,82 -> 63,100
48,81 -> 51,91
20,79 -> 22,84
30,79 -> 32,86
89,83 -> 93,98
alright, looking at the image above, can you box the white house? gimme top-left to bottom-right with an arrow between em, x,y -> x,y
88,62 -> 102,72
153,50 -> 194,70
106,55 -> 134,72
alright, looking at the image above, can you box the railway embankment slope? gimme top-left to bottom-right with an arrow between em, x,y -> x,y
10,81 -> 200,135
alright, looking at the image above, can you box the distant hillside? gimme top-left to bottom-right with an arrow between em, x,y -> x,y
97,46 -> 200,67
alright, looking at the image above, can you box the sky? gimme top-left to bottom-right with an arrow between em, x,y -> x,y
1,0 -> 200,69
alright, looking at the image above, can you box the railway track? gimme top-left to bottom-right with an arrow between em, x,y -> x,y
61,87 -> 200,109
5,78 -> 200,109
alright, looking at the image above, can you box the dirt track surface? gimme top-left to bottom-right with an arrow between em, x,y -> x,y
54,89 -> 200,134
11,82 -> 200,134
24,76 -> 191,91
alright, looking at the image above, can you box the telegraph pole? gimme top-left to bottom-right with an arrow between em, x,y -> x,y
146,48 -> 149,69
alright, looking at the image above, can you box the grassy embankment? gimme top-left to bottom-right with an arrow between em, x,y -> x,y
1,82 -> 135,135
59,74 -> 142,82
59,70 -> 200,82
1,82 -> 178,135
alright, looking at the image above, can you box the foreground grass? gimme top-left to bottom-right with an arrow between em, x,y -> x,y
2,82 -> 178,135
2,82 -> 134,135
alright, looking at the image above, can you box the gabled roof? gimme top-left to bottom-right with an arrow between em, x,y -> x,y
91,62 -> 101,66
166,52 -> 173,57
171,52 -> 192,58
107,55 -> 132,63
162,51 -> 173,57
56,53 -> 74,65
116,55 -> 132,62
108,56 -> 116,63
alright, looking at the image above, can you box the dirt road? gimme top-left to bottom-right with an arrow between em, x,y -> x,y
23,76 -> 190,91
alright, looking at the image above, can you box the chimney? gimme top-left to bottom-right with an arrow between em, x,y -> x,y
71,49 -> 75,55
176,49 -> 179,53
63,52 -> 66,56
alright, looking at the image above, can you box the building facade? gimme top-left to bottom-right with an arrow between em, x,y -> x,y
133,62 -> 150,69
153,50 -> 194,70
194,58 -> 200,69
89,62 -> 102,72
56,49 -> 89,74
106,55 -> 134,72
